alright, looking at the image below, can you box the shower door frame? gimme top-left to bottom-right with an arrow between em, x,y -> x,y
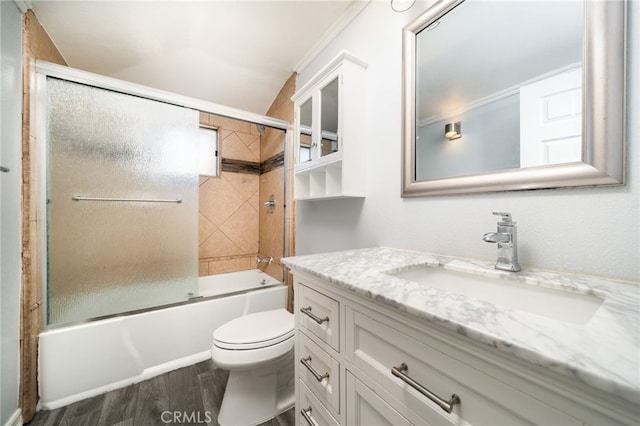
33,60 -> 291,327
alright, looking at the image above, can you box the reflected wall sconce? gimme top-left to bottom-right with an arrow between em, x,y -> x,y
391,0 -> 416,13
445,122 -> 462,140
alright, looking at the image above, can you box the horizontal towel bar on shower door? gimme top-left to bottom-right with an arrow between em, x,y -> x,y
72,195 -> 182,203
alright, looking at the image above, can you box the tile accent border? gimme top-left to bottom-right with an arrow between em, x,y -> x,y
221,158 -> 260,174
261,152 -> 285,174
220,151 -> 285,175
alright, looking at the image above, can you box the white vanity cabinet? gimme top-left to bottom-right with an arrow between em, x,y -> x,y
292,51 -> 367,200
292,271 -> 638,426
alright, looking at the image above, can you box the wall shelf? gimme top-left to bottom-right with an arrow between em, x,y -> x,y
294,161 -> 366,200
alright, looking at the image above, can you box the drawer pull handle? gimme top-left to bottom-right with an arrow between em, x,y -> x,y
300,356 -> 330,382
301,406 -> 318,426
391,362 -> 461,414
300,306 -> 329,324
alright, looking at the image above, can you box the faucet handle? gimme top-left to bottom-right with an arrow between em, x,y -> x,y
492,211 -> 513,223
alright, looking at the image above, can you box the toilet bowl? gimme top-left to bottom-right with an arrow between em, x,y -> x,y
211,308 -> 295,426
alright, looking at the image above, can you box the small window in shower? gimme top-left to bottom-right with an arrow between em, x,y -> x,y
199,126 -> 219,176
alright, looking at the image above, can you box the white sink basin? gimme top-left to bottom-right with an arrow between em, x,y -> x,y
389,266 -> 604,324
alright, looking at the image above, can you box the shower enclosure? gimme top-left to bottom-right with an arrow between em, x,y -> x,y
46,77 -> 200,325
38,63 -> 290,327
197,113 -> 289,285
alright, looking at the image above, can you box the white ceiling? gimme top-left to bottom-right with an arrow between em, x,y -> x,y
31,0 -> 358,116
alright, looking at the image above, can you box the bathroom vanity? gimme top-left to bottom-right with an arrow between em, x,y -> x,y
283,247 -> 639,425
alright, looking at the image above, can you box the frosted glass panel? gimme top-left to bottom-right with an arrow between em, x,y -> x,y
46,77 -> 199,325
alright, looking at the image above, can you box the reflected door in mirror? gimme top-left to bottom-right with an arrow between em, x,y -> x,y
520,68 -> 582,167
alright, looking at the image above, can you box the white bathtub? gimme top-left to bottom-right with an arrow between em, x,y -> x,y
199,269 -> 281,297
38,270 -> 286,410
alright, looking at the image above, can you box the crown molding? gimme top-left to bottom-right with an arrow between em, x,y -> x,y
293,0 -> 371,74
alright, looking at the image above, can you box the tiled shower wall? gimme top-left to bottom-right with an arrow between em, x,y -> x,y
197,74 -> 295,287
198,113 -> 261,275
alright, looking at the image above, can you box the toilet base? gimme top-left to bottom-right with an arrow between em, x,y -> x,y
217,354 -> 294,426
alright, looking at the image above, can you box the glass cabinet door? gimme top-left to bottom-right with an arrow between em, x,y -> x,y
298,97 -> 313,163
320,77 -> 339,157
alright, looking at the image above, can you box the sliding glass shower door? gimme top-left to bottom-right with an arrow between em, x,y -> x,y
46,77 -> 199,325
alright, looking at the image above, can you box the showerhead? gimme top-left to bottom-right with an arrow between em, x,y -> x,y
256,124 -> 265,136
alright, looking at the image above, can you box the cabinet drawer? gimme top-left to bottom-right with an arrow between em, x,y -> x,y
298,380 -> 340,426
299,330 -> 340,414
298,284 -> 340,351
346,307 -> 581,426
346,372 -> 411,426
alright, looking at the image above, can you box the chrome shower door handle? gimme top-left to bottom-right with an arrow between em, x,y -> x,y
0,166 -> 10,173
72,195 -> 182,203
391,362 -> 460,414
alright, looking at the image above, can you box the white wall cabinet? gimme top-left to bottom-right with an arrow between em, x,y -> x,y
292,51 -> 367,200
293,271 -> 638,426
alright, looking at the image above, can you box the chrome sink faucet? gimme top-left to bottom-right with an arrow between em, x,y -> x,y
483,212 -> 521,272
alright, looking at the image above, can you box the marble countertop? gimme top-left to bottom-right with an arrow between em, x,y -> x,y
282,247 -> 640,404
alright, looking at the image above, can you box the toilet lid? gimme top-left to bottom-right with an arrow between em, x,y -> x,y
213,308 -> 294,350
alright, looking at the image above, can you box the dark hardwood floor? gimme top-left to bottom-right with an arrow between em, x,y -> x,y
26,360 -> 294,426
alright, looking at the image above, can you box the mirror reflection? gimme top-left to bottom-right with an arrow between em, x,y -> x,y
415,0 -> 583,181
320,77 -> 339,157
299,97 -> 312,163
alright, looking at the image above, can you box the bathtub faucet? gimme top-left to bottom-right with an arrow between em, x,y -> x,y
256,256 -> 273,265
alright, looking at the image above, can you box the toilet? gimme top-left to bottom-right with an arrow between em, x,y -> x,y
211,308 -> 295,426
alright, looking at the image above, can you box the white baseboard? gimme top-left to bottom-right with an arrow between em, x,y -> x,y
4,409 -> 22,426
